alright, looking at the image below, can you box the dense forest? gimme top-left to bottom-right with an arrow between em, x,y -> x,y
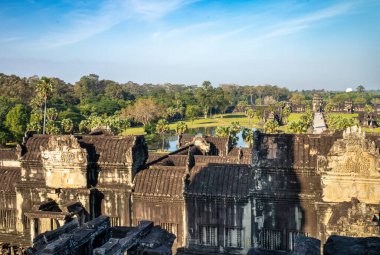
0,73 -> 379,145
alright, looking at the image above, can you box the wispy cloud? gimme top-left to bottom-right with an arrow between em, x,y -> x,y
130,0 -> 199,20
253,2 -> 353,41
40,0 -> 196,48
0,37 -> 24,44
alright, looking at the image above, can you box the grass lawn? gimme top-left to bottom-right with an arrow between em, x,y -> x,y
122,111 -> 380,135
122,113 -> 262,135
326,113 -> 358,119
362,127 -> 380,133
287,113 -> 304,122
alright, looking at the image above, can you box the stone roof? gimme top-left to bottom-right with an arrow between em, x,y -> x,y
194,155 -> 251,165
23,135 -> 49,161
134,166 -> 186,197
78,135 -> 138,164
22,134 -> 143,164
0,149 -> 18,161
186,164 -> 253,198
0,167 -> 20,193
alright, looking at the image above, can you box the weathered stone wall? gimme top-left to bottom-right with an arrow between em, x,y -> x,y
132,196 -> 185,252
185,197 -> 251,254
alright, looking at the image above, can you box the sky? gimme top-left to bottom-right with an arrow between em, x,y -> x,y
0,0 -> 379,90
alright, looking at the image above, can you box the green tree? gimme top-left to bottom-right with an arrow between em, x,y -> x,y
27,109 -> 43,133
288,120 -> 309,134
325,114 -> 356,131
46,108 -> 58,121
196,81 -> 214,118
0,124 -> 11,146
364,104 -> 374,114
215,122 -> 241,144
36,77 -> 55,134
356,85 -> 365,93
324,103 -> 334,113
45,120 -> 60,135
185,105 -> 201,122
280,106 -> 291,124
245,108 -> 255,126
176,121 -> 188,146
61,118 -> 74,134
215,126 -> 230,138
242,128 -> 254,148
264,120 -> 279,133
5,104 -> 29,141
289,93 -> 306,105
120,98 -> 164,126
255,107 -> 265,121
156,119 -> 169,151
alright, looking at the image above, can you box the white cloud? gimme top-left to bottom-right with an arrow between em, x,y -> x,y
253,2 -> 353,41
40,0 -> 196,48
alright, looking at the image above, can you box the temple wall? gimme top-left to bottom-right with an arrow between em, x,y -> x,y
132,196 -> 185,252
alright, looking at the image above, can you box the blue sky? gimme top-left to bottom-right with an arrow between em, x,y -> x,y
0,0 -> 379,90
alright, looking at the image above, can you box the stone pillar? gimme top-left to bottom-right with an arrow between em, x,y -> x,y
29,218 -> 36,243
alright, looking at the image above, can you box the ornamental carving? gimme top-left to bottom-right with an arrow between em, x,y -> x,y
318,126 -> 380,177
40,135 -> 88,189
41,135 -> 87,165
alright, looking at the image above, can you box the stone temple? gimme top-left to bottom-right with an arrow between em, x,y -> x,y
0,127 -> 379,254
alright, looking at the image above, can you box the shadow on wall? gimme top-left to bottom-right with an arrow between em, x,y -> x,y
251,132 -> 318,252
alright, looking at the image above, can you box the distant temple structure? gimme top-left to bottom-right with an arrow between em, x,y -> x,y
0,128 -> 379,254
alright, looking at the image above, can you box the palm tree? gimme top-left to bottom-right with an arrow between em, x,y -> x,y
242,128 -> 254,148
36,77 -> 54,134
156,119 -> 169,151
175,121 -> 188,147
215,126 -> 230,138
245,109 -> 255,126
61,118 -> 74,134
264,120 -> 279,133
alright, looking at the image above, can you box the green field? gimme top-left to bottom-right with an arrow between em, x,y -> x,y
122,112 -> 303,135
122,111 -> 380,135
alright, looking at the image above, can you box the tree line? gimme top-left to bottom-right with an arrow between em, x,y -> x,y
0,72 -> 378,145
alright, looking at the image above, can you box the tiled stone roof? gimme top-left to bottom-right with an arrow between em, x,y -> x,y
0,167 -> 20,193
22,134 -> 142,164
134,166 -> 186,197
0,149 -> 18,161
78,135 -> 138,164
186,164 -> 252,198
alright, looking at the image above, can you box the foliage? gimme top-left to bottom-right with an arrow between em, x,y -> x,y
0,124 -> 11,146
353,97 -> 367,105
263,120 -> 279,133
185,105 -> 202,122
215,121 -> 241,144
45,120 -> 60,135
27,109 -> 43,133
364,104 -> 374,114
242,127 -> 254,147
35,77 -> 55,134
325,114 -> 356,131
288,120 -> 309,134
255,107 -> 265,120
324,103 -> 334,113
356,85 -> 365,93
290,93 -> 306,105
245,108 -> 255,124
120,98 -> 164,126
61,118 -> 74,134
1,72 -> 380,142
175,121 -> 188,137
5,104 -> 29,141
280,106 -> 291,124
156,119 -> 169,151
195,81 -> 215,118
